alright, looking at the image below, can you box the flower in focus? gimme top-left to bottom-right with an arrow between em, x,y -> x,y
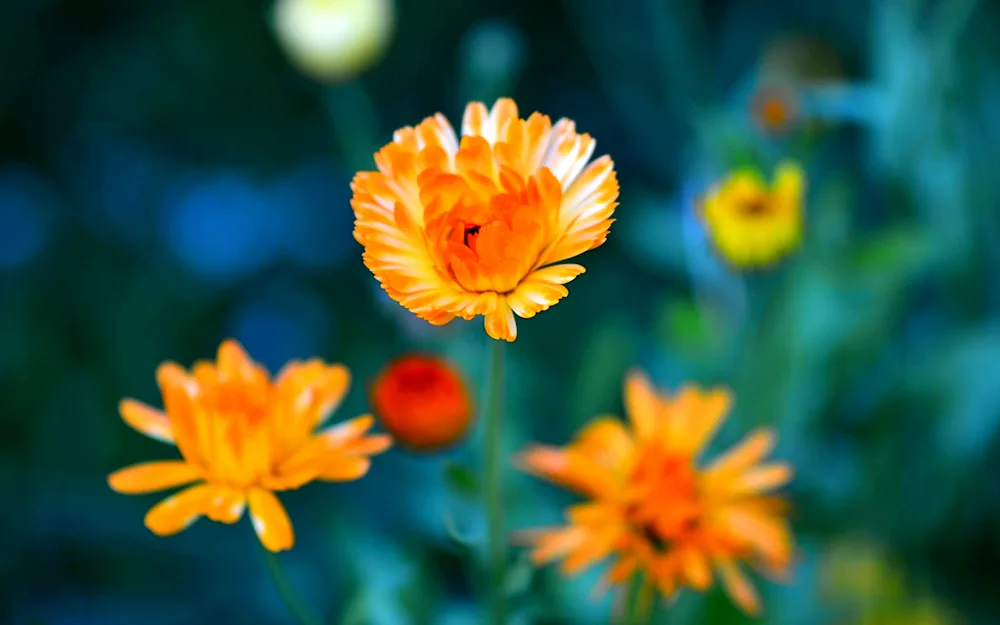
351,98 -> 619,341
516,369 -> 794,615
371,354 -> 473,453
108,340 -> 392,552
272,0 -> 394,83
699,160 -> 806,270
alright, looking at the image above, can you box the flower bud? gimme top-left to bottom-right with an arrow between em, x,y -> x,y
272,0 -> 394,83
371,354 -> 473,453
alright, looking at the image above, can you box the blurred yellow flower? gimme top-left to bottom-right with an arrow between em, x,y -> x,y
516,369 -> 795,615
108,340 -> 391,552
351,98 -> 619,342
272,0 -> 394,83
700,161 -> 806,270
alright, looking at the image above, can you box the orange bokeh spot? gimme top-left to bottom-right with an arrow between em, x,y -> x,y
371,354 -> 473,453
750,82 -> 799,135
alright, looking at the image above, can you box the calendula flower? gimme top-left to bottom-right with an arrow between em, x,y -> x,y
351,98 -> 619,342
108,340 -> 392,552
272,0 -> 394,83
516,370 -> 794,615
699,161 -> 805,270
371,354 -> 473,453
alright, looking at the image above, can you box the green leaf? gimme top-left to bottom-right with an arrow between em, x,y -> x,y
655,296 -> 724,360
504,552 -> 535,598
443,461 -> 480,498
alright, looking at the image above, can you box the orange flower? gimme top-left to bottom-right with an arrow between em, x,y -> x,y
351,98 -> 619,342
516,370 -> 794,615
371,354 -> 473,452
107,340 -> 392,552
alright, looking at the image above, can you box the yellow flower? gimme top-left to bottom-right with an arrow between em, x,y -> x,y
351,98 -> 619,342
108,340 -> 392,552
700,161 -> 805,269
272,0 -> 394,83
516,370 -> 794,615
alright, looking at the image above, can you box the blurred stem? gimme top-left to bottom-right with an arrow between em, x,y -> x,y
261,547 -> 322,625
621,573 -> 655,625
484,339 -> 507,624
322,80 -> 380,171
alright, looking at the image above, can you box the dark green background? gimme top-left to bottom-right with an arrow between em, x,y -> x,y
2,0 -> 999,623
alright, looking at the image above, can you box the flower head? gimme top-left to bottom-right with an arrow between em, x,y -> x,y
516,370 -> 794,615
351,98 -> 619,342
371,354 -> 473,452
272,0 -> 394,83
699,161 -> 805,270
108,340 -> 392,552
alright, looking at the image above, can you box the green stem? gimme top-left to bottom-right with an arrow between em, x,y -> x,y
484,339 -> 507,624
623,573 -> 655,625
322,81 -> 381,171
261,547 -> 323,625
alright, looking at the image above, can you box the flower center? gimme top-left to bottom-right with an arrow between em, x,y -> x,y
737,196 -> 772,217
462,224 -> 481,251
628,449 -> 703,551
431,179 -> 553,294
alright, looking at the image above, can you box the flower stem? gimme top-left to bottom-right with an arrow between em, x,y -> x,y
484,339 -> 507,624
261,547 -> 323,625
622,573 -> 654,625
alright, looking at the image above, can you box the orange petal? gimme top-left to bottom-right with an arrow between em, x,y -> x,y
316,456 -> 371,482
278,415 -> 376,474
561,527 -> 620,575
718,559 -> 761,616
144,483 -> 217,536
679,548 -> 713,590
484,299 -> 517,341
572,417 -> 635,474
664,387 -> 732,458
461,101 -> 490,137
515,446 -> 619,497
342,434 -> 394,457
206,486 -> 247,524
704,428 -> 777,482
275,361 -> 352,435
155,363 -> 207,466
216,339 -> 261,381
118,399 -> 174,444
542,118 -> 597,190
540,156 -> 618,265
108,460 -> 201,494
714,505 -> 794,567
730,463 -> 794,495
623,369 -> 660,441
248,488 -> 295,552
507,264 -> 586,320
529,526 -> 588,564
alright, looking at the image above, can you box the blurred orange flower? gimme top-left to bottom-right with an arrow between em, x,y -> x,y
351,98 -> 619,342
750,81 -> 800,136
108,340 -> 392,552
516,370 -> 794,615
371,354 -> 473,453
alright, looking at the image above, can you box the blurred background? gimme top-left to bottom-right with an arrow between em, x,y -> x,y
2,0 -> 1000,623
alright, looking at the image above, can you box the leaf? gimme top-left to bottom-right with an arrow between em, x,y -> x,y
443,462 -> 480,499
655,296 -> 725,362
504,552 -> 535,598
